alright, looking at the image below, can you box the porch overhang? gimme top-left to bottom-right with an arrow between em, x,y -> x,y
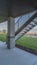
0,0 -> 37,22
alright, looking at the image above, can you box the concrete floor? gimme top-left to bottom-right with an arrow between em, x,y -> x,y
0,41 -> 37,65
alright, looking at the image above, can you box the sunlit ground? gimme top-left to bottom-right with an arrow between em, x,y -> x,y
0,34 -> 6,42
16,36 -> 37,51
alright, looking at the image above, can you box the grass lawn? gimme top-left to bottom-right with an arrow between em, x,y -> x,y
16,36 -> 37,51
0,34 -> 6,42
0,34 -> 37,51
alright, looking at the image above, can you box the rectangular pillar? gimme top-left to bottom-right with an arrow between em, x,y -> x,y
7,17 -> 15,49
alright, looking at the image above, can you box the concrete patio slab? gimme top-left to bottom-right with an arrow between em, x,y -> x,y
0,41 -> 37,65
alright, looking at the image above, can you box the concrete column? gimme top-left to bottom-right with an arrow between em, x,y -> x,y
7,17 -> 15,49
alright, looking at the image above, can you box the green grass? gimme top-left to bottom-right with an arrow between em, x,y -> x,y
0,34 -> 37,51
16,36 -> 37,51
0,34 -> 6,42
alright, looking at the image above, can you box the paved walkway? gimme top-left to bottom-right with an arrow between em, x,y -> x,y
0,41 -> 37,65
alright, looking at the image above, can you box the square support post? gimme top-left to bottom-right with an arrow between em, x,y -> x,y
7,17 -> 15,49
